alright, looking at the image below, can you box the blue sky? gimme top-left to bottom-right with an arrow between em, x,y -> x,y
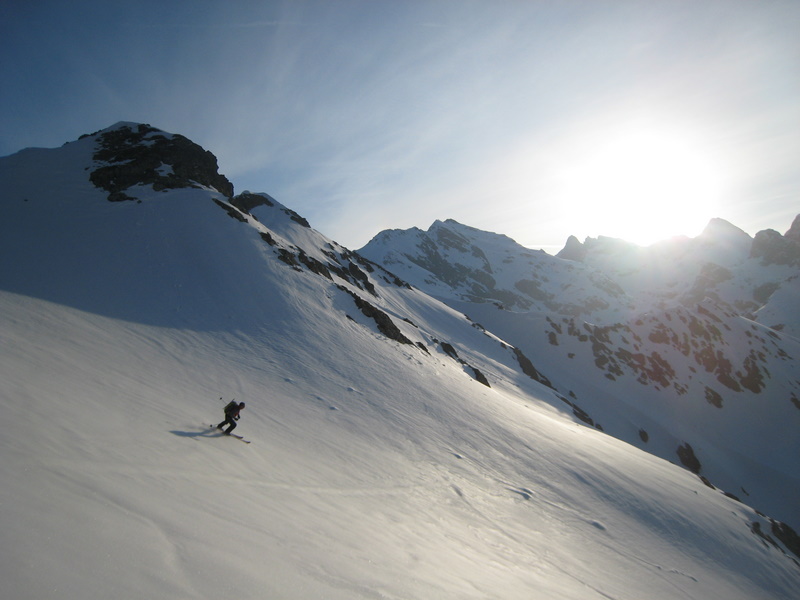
2,0 -> 798,251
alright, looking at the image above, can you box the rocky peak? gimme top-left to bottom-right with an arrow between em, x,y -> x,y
750,215 -> 800,266
785,214 -> 800,244
699,218 -> 751,243
88,122 -> 234,202
556,235 -> 587,262
429,219 -> 474,252
692,218 -> 753,266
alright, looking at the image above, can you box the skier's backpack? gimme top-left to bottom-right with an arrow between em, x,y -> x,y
224,400 -> 238,415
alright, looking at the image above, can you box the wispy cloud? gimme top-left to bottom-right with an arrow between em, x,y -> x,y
2,0 -> 797,248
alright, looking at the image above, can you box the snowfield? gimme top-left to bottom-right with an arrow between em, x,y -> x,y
360,216 -> 800,534
1,123 -> 799,599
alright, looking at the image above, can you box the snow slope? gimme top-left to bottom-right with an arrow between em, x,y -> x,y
360,218 -> 800,534
2,124 -> 799,599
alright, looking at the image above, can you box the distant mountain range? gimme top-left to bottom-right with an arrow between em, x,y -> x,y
359,214 -> 800,532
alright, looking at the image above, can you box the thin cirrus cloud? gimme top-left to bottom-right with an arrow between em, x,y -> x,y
1,0 -> 797,250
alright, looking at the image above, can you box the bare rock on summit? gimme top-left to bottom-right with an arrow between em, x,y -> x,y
556,235 -> 586,262
89,122 -> 234,201
751,227 -> 800,266
784,214 -> 800,244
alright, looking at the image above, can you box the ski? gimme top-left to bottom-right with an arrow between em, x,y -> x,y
208,425 -> 250,444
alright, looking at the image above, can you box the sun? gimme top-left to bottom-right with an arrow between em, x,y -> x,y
553,125 -> 723,246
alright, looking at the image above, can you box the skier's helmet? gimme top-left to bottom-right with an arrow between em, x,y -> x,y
239,402 -> 246,408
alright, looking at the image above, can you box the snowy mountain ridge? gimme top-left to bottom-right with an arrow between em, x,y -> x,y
1,122 -> 799,599
359,214 -> 800,537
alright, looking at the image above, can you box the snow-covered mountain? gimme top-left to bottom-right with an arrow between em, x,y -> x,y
2,123 -> 799,599
360,216 -> 800,535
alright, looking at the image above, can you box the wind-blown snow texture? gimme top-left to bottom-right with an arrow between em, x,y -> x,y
1,123 -> 799,599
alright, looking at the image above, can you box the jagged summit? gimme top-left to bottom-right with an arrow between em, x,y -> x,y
786,214 -> 800,242
699,217 -> 750,239
555,234 -> 586,262
361,217 -> 628,318
556,216 -> 752,261
694,217 -> 753,263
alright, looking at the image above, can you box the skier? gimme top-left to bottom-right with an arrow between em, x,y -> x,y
217,400 -> 245,435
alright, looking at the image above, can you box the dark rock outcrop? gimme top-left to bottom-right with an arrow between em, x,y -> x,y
556,235 -> 587,262
677,442 -> 701,474
90,123 -> 234,201
337,285 -> 413,346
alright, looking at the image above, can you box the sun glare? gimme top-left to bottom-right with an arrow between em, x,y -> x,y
553,126 -> 722,246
